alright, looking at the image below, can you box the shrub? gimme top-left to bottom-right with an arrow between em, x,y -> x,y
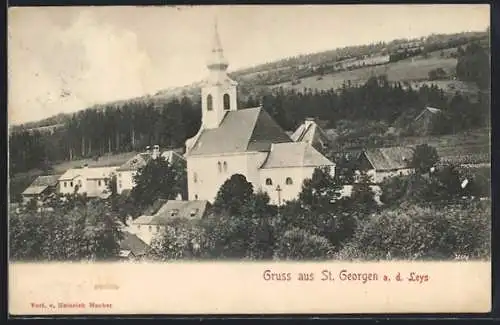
274,228 -> 334,260
341,201 -> 490,260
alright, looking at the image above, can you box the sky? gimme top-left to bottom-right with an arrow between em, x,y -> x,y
8,4 -> 490,125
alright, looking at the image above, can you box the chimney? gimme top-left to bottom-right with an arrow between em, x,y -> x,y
152,145 -> 160,159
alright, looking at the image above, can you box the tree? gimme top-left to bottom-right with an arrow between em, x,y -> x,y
213,174 -> 254,216
456,42 -> 490,90
299,166 -> 342,211
349,171 -> 378,217
274,228 -> 333,260
130,156 -> 186,210
411,144 -> 439,174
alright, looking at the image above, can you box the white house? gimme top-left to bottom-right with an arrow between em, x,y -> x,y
357,146 -> 415,183
126,199 -> 209,245
184,21 -> 335,204
58,166 -> 118,197
115,145 -> 185,195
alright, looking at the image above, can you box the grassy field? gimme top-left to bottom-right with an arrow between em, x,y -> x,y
271,54 -> 460,92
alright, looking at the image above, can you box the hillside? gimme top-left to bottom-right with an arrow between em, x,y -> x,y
13,30 -> 488,131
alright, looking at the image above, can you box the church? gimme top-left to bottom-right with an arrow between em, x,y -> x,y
184,21 -> 335,205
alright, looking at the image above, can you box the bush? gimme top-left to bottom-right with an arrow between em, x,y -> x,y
274,228 -> 334,260
340,201 -> 490,260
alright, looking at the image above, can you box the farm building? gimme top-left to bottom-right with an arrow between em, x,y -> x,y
412,106 -> 444,135
357,146 -> 415,183
58,166 -> 118,198
21,174 -> 61,204
126,199 -> 209,245
115,145 -> 185,195
290,117 -> 331,153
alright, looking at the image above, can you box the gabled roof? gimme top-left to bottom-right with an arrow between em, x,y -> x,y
362,147 -> 414,171
59,166 -> 117,181
120,231 -> 149,256
260,142 -> 335,169
22,175 -> 61,195
291,119 -> 331,147
117,150 -> 186,171
187,107 -> 292,156
414,106 -> 443,121
133,200 -> 209,225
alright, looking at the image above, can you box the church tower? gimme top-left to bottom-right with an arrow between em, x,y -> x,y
201,19 -> 238,129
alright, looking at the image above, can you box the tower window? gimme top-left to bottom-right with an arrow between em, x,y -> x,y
223,161 -> 228,172
223,94 -> 230,110
286,177 -> 293,185
207,94 -> 213,111
217,161 -> 222,173
265,178 -> 273,186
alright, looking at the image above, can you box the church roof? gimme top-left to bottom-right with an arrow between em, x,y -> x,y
187,107 -> 292,156
260,142 -> 335,169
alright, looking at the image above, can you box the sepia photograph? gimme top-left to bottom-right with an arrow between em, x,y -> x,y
8,4 -> 491,315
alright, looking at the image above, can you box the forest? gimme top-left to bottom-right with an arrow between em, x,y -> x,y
9,41 -> 490,177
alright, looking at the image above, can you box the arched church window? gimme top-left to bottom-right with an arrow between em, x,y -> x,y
223,161 -> 228,172
286,177 -> 293,185
223,94 -> 230,110
265,178 -> 273,186
217,161 -> 222,173
207,94 -> 213,111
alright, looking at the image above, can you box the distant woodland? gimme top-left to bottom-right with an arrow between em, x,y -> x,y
9,34 -> 490,176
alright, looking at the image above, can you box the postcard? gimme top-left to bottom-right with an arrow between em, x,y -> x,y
8,4 -> 491,315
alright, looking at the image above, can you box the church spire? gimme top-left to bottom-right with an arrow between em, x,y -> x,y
207,17 -> 229,71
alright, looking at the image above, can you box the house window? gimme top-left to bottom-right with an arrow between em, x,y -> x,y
217,162 -> 222,173
190,209 -> 199,217
223,161 -> 228,172
156,225 -> 160,232
286,177 -> 293,185
170,209 -> 179,217
149,225 -> 152,232
64,182 -> 67,188
399,171 -> 403,176
266,178 -> 273,186
193,172 -> 198,183
98,180 -> 102,187
70,181 -> 73,187
223,94 -> 230,110
207,94 -> 213,111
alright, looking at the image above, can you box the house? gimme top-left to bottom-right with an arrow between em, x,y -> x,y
115,145 -> 186,194
184,21 -> 335,204
119,231 -> 150,260
412,106 -> 443,135
290,117 -> 331,153
58,166 -> 118,197
357,146 -> 415,183
21,174 -> 61,204
126,200 -> 209,245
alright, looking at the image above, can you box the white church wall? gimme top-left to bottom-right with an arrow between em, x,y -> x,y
259,166 -> 315,205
